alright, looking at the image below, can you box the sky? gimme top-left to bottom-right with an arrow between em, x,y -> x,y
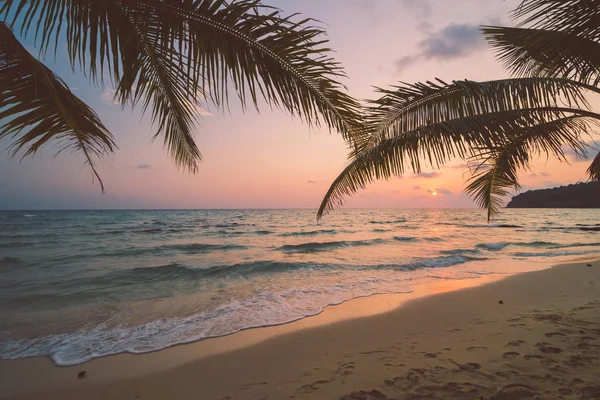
1,0 -> 598,210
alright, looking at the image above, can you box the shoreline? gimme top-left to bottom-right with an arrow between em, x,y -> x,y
2,255 -> 599,399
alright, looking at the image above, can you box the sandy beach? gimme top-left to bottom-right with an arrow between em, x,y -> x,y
1,257 -> 599,400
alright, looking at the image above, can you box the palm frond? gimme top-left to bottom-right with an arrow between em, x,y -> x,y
1,0 -> 363,171
587,151 -> 600,181
352,77 -> 590,160
512,0 -> 600,40
483,26 -> 600,88
465,116 -> 590,220
317,107 -> 596,220
0,22 -> 116,191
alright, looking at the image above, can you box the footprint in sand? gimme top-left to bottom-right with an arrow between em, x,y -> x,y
507,340 -> 526,347
467,346 -> 487,351
536,342 -> 563,354
502,352 -> 520,359
524,354 -> 544,360
545,332 -> 567,338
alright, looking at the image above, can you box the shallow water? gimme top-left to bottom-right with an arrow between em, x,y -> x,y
0,208 -> 599,365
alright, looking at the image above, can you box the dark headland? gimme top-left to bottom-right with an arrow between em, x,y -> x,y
506,181 -> 600,208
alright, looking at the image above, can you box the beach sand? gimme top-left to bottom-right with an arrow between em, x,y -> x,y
1,258 -> 599,399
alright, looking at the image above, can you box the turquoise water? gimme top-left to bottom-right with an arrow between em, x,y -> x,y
1,208 -> 599,365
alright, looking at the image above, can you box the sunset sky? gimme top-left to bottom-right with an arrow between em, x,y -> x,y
1,0 -> 598,210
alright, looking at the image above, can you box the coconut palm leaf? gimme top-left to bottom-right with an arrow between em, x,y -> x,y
483,26 -> 600,88
353,77 -> 590,158
317,106 -> 598,220
1,0 -> 362,173
465,116 -> 590,221
587,152 -> 600,181
512,0 -> 600,40
0,22 -> 116,191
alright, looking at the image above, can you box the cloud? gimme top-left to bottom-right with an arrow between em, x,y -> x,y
395,22 -> 488,72
412,185 -> 420,190
185,100 -> 213,117
307,180 -> 317,184
398,0 -> 432,19
413,171 -> 441,179
428,188 -> 452,195
563,143 -> 600,163
445,162 -> 469,169
137,164 -> 152,169
540,171 -> 551,177
101,89 -> 122,105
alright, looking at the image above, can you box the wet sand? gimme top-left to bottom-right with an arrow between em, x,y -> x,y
1,258 -> 599,399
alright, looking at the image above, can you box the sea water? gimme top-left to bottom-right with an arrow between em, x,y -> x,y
1,208 -> 599,365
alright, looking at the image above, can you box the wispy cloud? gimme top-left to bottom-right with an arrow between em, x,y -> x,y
412,185 -> 420,190
412,171 -> 441,179
398,0 -> 432,19
563,142 -> 600,163
395,22 -> 489,72
185,100 -> 213,117
137,164 -> 152,169
445,162 -> 469,169
308,180 -> 317,184
101,89 -> 122,105
428,188 -> 452,195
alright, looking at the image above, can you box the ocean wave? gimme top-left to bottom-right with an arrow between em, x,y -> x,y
440,248 -> 481,256
368,218 -> 407,225
280,229 -> 337,237
104,243 -> 248,257
0,242 -> 35,248
393,236 -> 418,242
0,278 -> 414,366
476,241 -> 557,251
0,257 -> 20,265
399,255 -> 487,270
513,249 -> 600,258
278,239 -> 386,253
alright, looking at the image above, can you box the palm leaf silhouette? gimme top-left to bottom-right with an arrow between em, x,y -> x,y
317,78 -> 598,219
1,0 -> 361,181
0,22 -> 116,191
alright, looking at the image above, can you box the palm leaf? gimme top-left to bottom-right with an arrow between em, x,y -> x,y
0,22 -> 116,191
353,77 -> 591,157
587,152 -> 600,181
1,0 -> 363,172
317,107 -> 596,220
483,26 -> 600,88
512,0 -> 600,40
465,116 -> 590,221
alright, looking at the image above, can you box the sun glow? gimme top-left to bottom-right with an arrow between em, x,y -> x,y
431,191 -> 438,196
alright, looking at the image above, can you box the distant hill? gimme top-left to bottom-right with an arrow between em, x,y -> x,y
506,181 -> 600,208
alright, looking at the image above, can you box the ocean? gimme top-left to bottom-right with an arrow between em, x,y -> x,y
1,208 -> 599,366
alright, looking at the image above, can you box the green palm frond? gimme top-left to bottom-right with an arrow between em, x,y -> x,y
1,0 -> 362,173
466,116 -> 590,221
0,22 -> 116,191
483,26 -> 600,88
353,77 -> 590,157
317,106 -> 597,220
